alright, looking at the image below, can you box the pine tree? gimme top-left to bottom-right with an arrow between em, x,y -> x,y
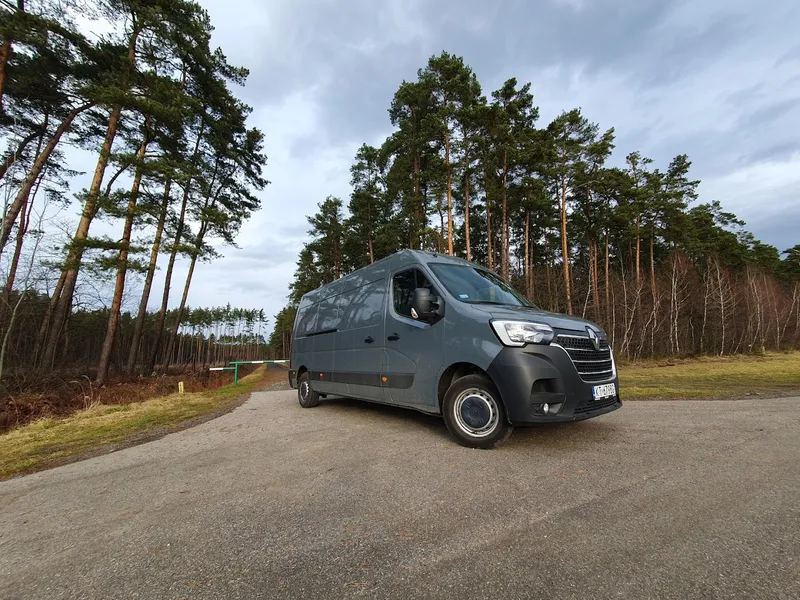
386,79 -> 436,249
544,109 -> 604,315
345,144 -> 382,269
489,79 -> 539,281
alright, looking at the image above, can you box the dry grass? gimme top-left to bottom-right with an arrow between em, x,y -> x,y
0,367 -> 278,480
619,352 -> 800,399
0,368 -> 248,433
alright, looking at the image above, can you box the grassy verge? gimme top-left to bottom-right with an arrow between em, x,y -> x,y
0,367 -> 272,480
619,352 -> 800,399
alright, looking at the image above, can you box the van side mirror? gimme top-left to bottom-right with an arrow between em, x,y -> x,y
412,288 -> 441,322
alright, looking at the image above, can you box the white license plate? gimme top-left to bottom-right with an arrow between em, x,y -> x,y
592,383 -> 616,401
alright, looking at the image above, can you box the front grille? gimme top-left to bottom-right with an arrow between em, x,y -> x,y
574,395 -> 620,417
556,335 -> 615,383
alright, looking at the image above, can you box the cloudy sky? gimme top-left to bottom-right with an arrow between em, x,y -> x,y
62,0 -> 800,332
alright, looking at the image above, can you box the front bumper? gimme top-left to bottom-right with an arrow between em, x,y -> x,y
486,344 -> 621,426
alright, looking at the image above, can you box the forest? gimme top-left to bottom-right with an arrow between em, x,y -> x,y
285,52 -> 800,360
0,0 -> 271,394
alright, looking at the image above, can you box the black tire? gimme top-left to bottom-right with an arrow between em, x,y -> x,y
442,374 -> 513,449
297,371 -> 320,408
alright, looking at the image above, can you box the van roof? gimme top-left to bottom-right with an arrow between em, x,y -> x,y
299,249 -> 478,305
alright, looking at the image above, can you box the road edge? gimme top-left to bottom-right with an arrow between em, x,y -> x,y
1,377 -> 280,482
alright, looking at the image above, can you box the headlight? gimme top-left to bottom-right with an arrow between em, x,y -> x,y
490,320 -> 555,347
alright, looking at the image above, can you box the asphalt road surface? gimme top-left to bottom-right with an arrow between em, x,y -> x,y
1,392 -> 799,600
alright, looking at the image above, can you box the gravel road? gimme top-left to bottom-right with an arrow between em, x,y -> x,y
1,391 -> 798,600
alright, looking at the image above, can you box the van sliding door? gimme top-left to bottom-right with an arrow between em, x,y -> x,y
335,279 -> 388,401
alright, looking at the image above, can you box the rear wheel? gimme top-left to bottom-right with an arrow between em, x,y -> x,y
442,374 -> 512,449
297,371 -> 320,408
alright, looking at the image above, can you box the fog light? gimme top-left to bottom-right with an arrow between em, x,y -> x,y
543,403 -> 550,415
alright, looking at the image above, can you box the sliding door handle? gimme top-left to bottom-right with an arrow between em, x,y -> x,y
364,336 -> 375,344
387,334 -> 400,342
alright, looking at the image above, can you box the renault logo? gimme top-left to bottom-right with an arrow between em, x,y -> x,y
587,327 -> 600,351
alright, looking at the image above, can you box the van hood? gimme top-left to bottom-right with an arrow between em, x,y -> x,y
470,304 -> 606,336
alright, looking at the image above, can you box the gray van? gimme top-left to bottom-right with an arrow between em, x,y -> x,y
288,250 -> 621,448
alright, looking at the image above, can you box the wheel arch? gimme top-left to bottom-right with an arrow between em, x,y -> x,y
437,362 -> 504,412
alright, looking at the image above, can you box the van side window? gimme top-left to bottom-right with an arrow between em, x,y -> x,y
317,295 -> 342,332
393,269 -> 436,318
343,280 -> 385,329
296,304 -> 319,336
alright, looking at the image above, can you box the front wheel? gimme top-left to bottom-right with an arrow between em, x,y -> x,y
442,374 -> 513,449
297,371 -> 320,408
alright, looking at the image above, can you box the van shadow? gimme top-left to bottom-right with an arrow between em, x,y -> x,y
316,396 -> 621,449
317,396 -> 452,440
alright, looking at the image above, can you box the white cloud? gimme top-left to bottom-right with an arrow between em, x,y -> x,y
700,152 -> 800,219
551,0 -> 586,12
26,0 -> 800,333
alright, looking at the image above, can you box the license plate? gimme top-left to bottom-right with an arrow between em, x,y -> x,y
592,383 -> 616,401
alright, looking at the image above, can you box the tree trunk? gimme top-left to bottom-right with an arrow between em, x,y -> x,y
445,130 -> 453,256
413,154 -> 422,249
33,270 -> 66,367
650,228 -> 656,301
591,239 -> 601,316
147,184 -> 190,374
0,105 -> 91,250
559,169 -> 573,315
604,230 -> 610,316
485,169 -> 493,270
95,134 -> 150,385
0,130 -> 41,184
367,191 -> 374,264
334,234 -> 342,279
528,232 -> 535,303
0,38 -> 11,111
176,332 -> 185,369
40,105 -> 123,368
524,211 -> 531,299
437,196 -> 445,253
502,151 -> 509,280
545,236 -> 553,311
635,214 -> 642,287
163,251 -> 200,372
2,172 -> 34,304
2,129 -> 45,305
464,145 -> 471,261
126,180 -> 171,375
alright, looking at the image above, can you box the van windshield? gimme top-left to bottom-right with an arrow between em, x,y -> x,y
428,264 -> 534,308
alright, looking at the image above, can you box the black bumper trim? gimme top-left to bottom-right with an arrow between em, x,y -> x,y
309,371 -> 415,390
486,345 -> 622,426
